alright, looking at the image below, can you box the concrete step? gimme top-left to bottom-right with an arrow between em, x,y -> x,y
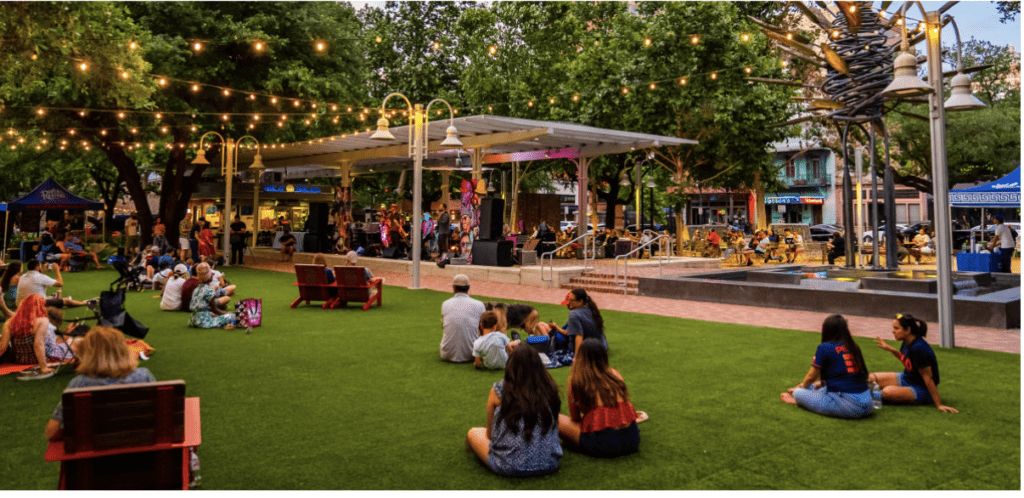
560,283 -> 638,295
567,276 -> 638,289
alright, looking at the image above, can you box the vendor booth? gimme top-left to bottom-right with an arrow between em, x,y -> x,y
2,178 -> 105,257
951,166 -> 1020,270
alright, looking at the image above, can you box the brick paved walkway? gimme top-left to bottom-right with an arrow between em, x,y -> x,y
246,254 -> 1019,354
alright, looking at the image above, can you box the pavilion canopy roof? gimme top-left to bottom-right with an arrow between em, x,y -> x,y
235,115 -> 696,179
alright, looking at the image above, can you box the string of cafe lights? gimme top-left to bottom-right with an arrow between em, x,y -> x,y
4,27 -> 832,153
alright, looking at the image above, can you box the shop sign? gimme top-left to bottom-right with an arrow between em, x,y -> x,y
801,197 -> 825,205
263,184 -> 321,194
765,196 -> 800,204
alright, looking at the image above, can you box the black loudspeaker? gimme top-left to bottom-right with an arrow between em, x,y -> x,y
382,246 -> 403,259
306,202 -> 330,234
471,240 -> 514,267
477,198 -> 504,241
302,235 -> 319,253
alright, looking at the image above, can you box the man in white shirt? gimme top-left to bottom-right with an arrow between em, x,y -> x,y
440,274 -> 486,363
16,260 -> 95,309
988,213 -> 1016,273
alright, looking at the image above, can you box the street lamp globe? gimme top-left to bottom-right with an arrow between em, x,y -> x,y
370,117 -> 395,140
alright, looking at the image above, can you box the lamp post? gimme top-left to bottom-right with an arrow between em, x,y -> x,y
248,151 -> 266,252
192,132 -> 262,266
370,93 -> 463,290
882,3 -> 986,348
621,158 -> 651,231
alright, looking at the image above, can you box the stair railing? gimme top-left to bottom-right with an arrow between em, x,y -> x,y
540,232 -> 596,282
612,234 -> 673,287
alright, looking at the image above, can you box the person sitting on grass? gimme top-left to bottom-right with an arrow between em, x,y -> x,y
780,314 -> 874,419
151,260 -> 173,291
0,295 -> 79,378
465,345 -> 562,477
188,263 -> 236,330
549,289 -> 607,357
39,233 -> 71,271
559,338 -> 647,458
44,325 -> 156,440
868,313 -> 957,413
279,227 -> 297,262
473,311 -> 511,370
63,233 -> 105,270
16,260 -> 96,310
159,264 -> 190,311
2,260 -> 23,312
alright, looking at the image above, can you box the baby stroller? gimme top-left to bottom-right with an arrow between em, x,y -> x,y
109,256 -> 146,292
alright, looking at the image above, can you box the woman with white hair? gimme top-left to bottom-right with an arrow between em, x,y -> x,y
188,263 -> 236,329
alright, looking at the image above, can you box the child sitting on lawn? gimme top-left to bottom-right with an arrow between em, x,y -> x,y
465,346 -> 562,477
473,311 -> 511,370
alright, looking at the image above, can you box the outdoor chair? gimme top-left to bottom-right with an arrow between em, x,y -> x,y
328,266 -> 383,311
291,264 -> 334,309
44,380 -> 201,490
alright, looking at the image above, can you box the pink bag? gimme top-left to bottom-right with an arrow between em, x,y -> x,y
234,298 -> 262,328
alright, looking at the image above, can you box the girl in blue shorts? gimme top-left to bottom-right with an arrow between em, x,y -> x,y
869,313 -> 958,413
781,314 -> 873,419
465,346 -> 562,477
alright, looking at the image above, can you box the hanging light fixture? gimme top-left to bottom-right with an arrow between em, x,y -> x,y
881,4 -> 933,98
439,125 -> 463,148
619,172 -> 631,187
645,177 -> 656,188
370,117 -> 395,140
943,16 -> 987,111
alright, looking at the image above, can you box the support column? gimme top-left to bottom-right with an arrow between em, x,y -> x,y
440,170 -> 451,212
576,153 -> 590,238
470,149 -> 486,182
509,162 -> 519,232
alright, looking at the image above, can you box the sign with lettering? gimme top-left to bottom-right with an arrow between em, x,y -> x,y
263,184 -> 321,194
40,189 -> 67,201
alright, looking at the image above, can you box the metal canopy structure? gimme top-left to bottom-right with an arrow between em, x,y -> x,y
235,115 -> 695,177
235,114 -> 695,246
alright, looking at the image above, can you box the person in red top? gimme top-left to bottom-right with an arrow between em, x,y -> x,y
558,338 -> 648,457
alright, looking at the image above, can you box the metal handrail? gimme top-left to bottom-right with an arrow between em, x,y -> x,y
540,232 -> 596,282
613,234 -> 674,286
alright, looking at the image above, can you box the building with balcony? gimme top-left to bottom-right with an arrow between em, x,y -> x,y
767,137 -> 837,225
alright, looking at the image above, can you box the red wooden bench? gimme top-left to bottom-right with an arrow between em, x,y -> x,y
44,380 -> 201,490
291,264 -> 334,309
328,266 -> 383,311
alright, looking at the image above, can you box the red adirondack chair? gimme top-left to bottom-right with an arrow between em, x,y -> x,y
329,266 -> 383,311
291,264 -> 334,309
44,380 -> 201,490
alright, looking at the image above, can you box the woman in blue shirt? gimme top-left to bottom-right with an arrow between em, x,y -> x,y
869,313 -> 958,413
781,314 -> 873,419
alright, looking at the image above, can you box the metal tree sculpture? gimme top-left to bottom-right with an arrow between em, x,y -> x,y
751,1 -> 978,269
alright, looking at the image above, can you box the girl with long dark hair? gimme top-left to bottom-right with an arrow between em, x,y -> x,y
869,313 -> 957,413
559,338 -> 645,457
549,288 -> 607,356
780,314 -> 873,419
466,346 -> 562,477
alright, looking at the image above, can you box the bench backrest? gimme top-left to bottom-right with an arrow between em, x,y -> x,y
295,264 -> 329,286
62,380 -> 186,454
334,266 -> 369,288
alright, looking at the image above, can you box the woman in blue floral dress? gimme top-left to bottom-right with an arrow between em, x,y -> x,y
188,263 -> 236,330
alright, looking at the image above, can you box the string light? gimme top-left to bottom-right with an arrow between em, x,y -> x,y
161,127 -> 168,133
193,42 -> 202,51
192,84 -> 200,92
253,115 -> 260,121
489,45 -> 497,55
121,71 -> 129,79
549,98 -> 555,104
375,36 -> 383,43
249,94 -> 257,101
691,35 -> 699,44
745,66 -> 752,73
129,41 -> 137,50
572,94 -> 579,102
157,78 -> 167,86
271,97 -> 278,104
710,72 -> 717,80
527,100 -> 534,107
315,42 -> 326,52
78,111 -> 86,117
117,112 -> 125,119
849,5 -> 857,13
644,38 -> 652,46
742,33 -> 750,42
432,41 -> 440,50
786,33 -> 793,40
622,86 -> 629,94
649,83 -> 656,90
680,78 -> 687,85
190,125 -> 197,132
78,62 -> 88,71
254,42 -> 264,51
293,100 -> 301,107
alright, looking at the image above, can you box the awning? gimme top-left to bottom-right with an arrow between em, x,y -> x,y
950,166 -> 1020,208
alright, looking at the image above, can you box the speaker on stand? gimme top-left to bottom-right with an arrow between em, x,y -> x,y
477,198 -> 504,241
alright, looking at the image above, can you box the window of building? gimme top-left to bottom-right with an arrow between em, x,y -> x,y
785,161 -> 795,177
909,204 -> 921,223
811,159 -> 820,180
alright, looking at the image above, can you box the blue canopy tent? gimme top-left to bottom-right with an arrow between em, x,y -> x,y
2,178 -> 105,253
949,166 -> 1021,208
950,166 -> 1021,251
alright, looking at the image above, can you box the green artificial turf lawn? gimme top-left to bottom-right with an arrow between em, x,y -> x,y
1,267 -> 1019,490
